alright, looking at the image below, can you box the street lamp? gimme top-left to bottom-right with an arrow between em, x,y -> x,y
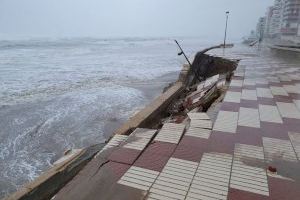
223,11 -> 230,47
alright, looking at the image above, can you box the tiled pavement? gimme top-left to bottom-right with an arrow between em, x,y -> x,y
53,51 -> 300,200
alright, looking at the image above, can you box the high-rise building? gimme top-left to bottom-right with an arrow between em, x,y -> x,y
256,17 -> 266,40
266,0 -> 284,38
281,0 -> 300,36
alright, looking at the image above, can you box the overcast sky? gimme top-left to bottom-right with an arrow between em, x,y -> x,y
0,0 -> 273,40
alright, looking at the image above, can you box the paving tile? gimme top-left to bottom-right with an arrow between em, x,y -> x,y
209,132 -> 236,154
172,142 -> 206,162
257,97 -> 276,106
259,104 -> 283,123
147,158 -> 198,200
98,135 -> 129,154
276,102 -> 300,119
238,107 -> 260,128
224,91 -> 241,103
186,153 -> 233,200
185,127 -> 211,139
187,112 -> 210,120
230,80 -> 244,87
134,151 -> 170,172
270,86 -> 289,96
142,141 -> 177,157
260,122 -> 289,140
190,119 -> 213,129
228,188 -> 269,200
257,88 -> 274,98
213,111 -> 239,133
263,137 -> 298,162
109,148 -> 141,165
154,123 -> 185,144
122,129 -> 156,151
283,85 -> 300,94
240,99 -> 259,108
118,166 -> 159,191
230,144 -> 269,196
243,79 -> 256,86
220,102 -> 240,112
288,132 -> 300,160
294,100 -> 300,110
241,89 -> 257,100
268,176 -> 300,200
236,126 -> 263,146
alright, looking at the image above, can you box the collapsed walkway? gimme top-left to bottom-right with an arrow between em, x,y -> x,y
52,49 -> 300,200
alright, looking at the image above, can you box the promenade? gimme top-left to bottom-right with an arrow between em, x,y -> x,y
52,48 -> 300,200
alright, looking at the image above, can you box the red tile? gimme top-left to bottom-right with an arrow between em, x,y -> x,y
257,97 -> 276,105
107,161 -> 131,179
268,177 -> 300,200
269,82 -> 282,87
256,84 -> 269,88
236,126 -> 263,146
232,76 -> 244,80
172,144 -> 204,162
289,93 -> 300,100
243,85 -> 256,90
260,122 -> 289,140
273,95 -> 293,103
280,81 -> 293,85
179,136 -> 209,148
228,87 -> 242,92
108,148 -> 141,165
208,131 -> 236,154
228,188 -> 269,200
133,151 -> 169,172
220,102 -> 240,112
283,118 -> 300,132
142,141 -> 176,157
240,99 -> 259,108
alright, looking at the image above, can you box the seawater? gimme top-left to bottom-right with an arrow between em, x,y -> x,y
0,37 -> 215,197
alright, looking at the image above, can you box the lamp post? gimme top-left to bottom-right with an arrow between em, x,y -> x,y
223,11 -> 230,47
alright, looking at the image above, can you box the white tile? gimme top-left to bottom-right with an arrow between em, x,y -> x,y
238,107 -> 260,128
148,158 -> 198,200
234,143 -> 264,160
294,100 -> 300,110
243,79 -> 256,86
123,129 -> 156,151
223,91 -> 241,103
270,86 -> 289,96
283,85 -> 300,94
188,112 -> 210,120
256,88 -> 273,98
186,153 -> 232,200
213,111 -> 238,133
185,127 -> 211,139
259,105 -> 283,123
154,123 -> 185,144
230,80 -> 244,87
276,102 -> 300,119
263,137 -> 298,162
98,135 -> 128,154
289,132 -> 300,160
190,120 -> 213,129
241,89 -> 257,100
230,144 -> 269,196
118,166 -> 159,191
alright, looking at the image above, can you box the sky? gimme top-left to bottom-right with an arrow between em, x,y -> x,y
0,0 -> 273,40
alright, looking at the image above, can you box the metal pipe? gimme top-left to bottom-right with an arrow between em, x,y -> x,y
174,40 -> 202,82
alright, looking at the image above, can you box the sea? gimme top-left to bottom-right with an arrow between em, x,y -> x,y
0,37 -> 219,197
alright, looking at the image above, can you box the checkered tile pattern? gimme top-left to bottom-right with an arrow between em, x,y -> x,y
56,49 -> 300,200
154,123 -> 186,144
